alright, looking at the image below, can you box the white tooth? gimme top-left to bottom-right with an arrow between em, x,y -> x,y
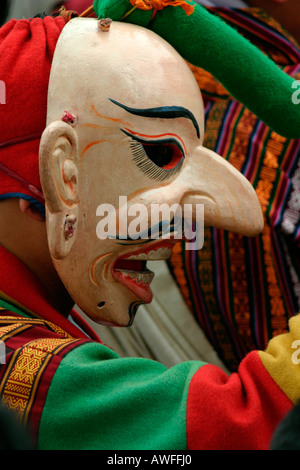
117,270 -> 155,284
148,247 -> 173,260
139,272 -> 154,284
148,250 -> 157,260
127,253 -> 147,260
125,247 -> 173,261
115,269 -> 138,279
129,271 -> 138,280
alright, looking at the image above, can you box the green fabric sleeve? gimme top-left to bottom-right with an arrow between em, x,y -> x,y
0,299 -> 30,318
93,0 -> 300,139
38,342 -> 203,450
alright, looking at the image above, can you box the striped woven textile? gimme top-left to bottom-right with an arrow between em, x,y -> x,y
169,7 -> 300,372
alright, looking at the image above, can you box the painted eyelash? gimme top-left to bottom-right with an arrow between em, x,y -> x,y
122,130 -> 185,182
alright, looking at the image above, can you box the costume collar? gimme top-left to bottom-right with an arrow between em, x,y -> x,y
0,244 -> 101,341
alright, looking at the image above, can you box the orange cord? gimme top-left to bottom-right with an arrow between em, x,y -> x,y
79,5 -> 95,17
129,0 -> 194,15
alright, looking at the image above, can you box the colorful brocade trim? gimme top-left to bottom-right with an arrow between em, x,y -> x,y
0,314 -> 90,441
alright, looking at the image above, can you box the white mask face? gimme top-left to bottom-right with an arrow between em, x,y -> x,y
40,18 -> 263,326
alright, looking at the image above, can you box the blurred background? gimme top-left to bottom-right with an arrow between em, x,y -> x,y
0,0 -> 94,25
0,0 -> 247,25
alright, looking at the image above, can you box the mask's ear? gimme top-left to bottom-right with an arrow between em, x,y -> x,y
39,121 -> 79,260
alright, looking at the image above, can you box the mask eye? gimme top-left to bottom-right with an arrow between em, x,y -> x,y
142,142 -> 183,170
122,129 -> 185,181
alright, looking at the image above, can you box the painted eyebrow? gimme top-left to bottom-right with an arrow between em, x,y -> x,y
109,98 -> 200,139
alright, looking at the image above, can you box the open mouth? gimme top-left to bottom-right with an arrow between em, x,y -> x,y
112,241 -> 174,303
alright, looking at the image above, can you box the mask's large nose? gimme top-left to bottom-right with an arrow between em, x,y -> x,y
122,145 -> 263,244
177,145 -> 264,237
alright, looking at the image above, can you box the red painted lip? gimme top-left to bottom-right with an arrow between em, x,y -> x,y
112,269 -> 154,303
111,240 -> 175,303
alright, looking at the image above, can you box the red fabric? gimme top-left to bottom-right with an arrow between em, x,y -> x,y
0,245 -> 101,342
63,0 -> 95,14
0,313 -> 91,442
187,352 -> 293,450
0,16 -> 66,203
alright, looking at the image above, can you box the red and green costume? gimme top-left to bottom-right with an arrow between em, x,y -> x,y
0,245 -> 297,450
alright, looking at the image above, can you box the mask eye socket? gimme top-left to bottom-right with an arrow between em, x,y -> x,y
122,129 -> 185,181
142,142 -> 183,170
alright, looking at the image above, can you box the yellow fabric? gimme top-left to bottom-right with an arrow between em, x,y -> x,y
259,314 -> 300,404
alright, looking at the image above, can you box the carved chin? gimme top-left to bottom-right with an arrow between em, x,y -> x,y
85,240 -> 175,326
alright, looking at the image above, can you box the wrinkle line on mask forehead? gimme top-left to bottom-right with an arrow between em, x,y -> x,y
109,99 -> 201,139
